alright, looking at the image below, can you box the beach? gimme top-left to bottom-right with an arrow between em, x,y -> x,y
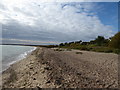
1,47 -> 118,88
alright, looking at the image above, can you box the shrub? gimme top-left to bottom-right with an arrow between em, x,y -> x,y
94,36 -> 105,46
109,32 -> 120,49
80,46 -> 88,50
113,49 -> 120,54
104,49 -> 113,53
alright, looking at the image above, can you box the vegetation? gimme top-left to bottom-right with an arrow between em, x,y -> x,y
45,32 -> 120,54
57,32 -> 120,54
109,32 -> 120,49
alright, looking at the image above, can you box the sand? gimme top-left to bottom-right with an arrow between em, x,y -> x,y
1,47 -> 119,88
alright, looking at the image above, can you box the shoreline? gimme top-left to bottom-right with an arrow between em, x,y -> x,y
2,47 -> 56,88
1,47 -> 118,88
1,45 -> 37,73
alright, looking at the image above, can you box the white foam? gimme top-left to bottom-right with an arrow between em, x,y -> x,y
8,47 -> 37,66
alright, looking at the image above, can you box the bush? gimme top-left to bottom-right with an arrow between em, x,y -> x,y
91,47 -> 113,53
113,49 -> 120,54
94,36 -> 105,46
104,49 -> 113,53
46,45 -> 58,48
109,32 -> 120,49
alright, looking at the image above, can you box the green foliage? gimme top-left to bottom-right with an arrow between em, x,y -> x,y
109,32 -> 120,49
94,36 -> 105,46
75,40 -> 82,44
91,47 -> 113,53
56,34 -> 120,54
103,39 -> 110,46
45,45 -> 58,48
59,43 -> 64,47
81,42 -> 89,45
78,46 -> 90,51
89,40 -> 95,44
113,49 -> 120,54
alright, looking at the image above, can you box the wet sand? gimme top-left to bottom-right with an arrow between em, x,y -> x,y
1,47 -> 118,88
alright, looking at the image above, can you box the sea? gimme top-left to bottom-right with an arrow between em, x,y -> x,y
0,45 -> 36,73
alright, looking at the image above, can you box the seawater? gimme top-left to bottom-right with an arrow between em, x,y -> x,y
0,45 -> 36,72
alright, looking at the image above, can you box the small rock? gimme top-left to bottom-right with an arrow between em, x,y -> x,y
42,62 -> 45,64
36,86 -> 41,89
30,67 -> 33,69
44,66 -> 52,70
46,80 -> 51,83
35,72 -> 38,74
41,70 -> 45,73
84,84 -> 88,87
96,80 -> 100,83
55,79 -> 62,85
33,78 -> 36,80
77,72 -> 81,76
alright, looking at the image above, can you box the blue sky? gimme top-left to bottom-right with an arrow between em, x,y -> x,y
0,1 -> 118,44
61,2 -> 118,31
95,2 -> 118,31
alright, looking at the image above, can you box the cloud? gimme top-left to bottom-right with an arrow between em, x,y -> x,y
1,38 -> 59,45
0,0 -> 116,44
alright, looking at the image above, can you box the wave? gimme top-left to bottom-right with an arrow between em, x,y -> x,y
8,47 -> 37,66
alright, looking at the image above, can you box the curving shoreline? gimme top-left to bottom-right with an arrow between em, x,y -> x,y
1,45 -> 37,73
1,47 -> 118,88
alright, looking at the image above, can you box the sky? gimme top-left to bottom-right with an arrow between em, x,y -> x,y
0,0 -> 118,45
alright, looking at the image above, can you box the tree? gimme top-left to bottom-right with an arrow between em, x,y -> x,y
75,40 -> 82,44
59,43 -> 64,46
90,40 -> 95,44
109,32 -> 120,49
94,36 -> 105,46
68,42 -> 74,45
103,39 -> 110,46
81,42 -> 88,45
64,42 -> 70,46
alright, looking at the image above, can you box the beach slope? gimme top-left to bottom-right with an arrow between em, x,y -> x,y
2,47 -> 118,88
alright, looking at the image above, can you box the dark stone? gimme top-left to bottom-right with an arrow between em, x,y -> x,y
36,86 -> 42,90
35,72 -> 38,74
33,78 -> 36,80
96,80 -> 100,83
30,67 -> 33,69
46,80 -> 51,83
44,66 -> 52,70
55,79 -> 62,85
77,72 -> 81,76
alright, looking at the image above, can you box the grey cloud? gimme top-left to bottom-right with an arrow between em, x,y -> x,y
1,1 -> 117,44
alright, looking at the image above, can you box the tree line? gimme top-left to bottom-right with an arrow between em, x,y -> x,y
59,32 -> 120,49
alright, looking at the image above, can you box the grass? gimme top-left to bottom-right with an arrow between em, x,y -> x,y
58,44 -> 120,54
